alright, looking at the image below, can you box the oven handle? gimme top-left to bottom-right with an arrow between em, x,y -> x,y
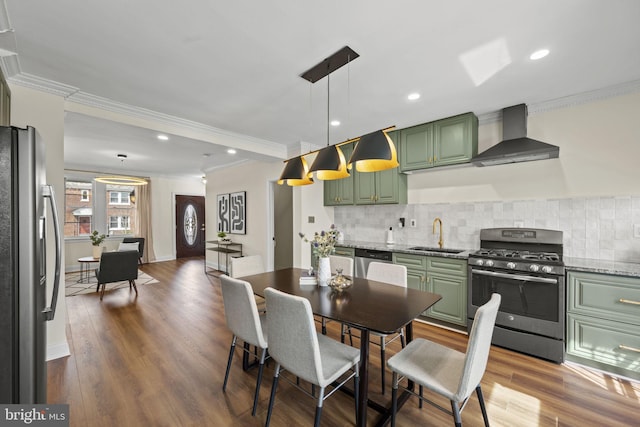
470,268 -> 559,284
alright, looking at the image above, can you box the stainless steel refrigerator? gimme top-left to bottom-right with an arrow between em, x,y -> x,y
0,126 -> 61,403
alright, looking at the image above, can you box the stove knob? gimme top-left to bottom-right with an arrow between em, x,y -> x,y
507,262 -> 516,269
542,266 -> 553,274
476,259 -> 484,266
529,264 -> 540,272
485,260 -> 494,267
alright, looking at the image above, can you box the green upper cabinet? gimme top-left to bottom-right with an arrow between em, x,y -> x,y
400,112 -> 478,172
353,130 -> 407,205
323,142 -> 355,206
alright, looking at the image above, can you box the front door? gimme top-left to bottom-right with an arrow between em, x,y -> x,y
176,195 -> 205,258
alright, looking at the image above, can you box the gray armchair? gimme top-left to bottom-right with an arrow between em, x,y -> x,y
122,237 -> 145,265
95,250 -> 139,300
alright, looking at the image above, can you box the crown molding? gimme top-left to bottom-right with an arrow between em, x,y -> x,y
478,78 -> 640,125
8,72 -> 79,97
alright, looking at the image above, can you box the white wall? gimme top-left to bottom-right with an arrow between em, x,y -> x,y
150,176 -> 205,261
407,92 -> 640,202
10,84 -> 70,360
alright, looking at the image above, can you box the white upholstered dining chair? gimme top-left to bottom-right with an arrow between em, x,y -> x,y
230,255 -> 266,309
387,293 -> 501,427
264,287 -> 360,427
220,275 -> 269,416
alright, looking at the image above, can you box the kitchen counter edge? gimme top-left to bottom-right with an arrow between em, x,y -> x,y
336,240 -> 472,260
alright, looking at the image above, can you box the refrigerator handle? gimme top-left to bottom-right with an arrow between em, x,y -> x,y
42,184 -> 61,321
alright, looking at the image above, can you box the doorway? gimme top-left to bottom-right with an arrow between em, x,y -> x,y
176,195 -> 205,258
272,182 -> 293,270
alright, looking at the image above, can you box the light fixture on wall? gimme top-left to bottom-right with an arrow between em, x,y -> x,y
94,154 -> 149,186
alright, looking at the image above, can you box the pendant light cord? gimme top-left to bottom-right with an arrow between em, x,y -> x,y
326,63 -> 330,147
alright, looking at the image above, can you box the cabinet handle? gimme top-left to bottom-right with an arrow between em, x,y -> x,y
619,344 -> 640,353
428,156 -> 433,163
619,298 -> 640,306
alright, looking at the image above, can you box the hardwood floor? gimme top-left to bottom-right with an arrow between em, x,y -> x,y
48,257 -> 640,426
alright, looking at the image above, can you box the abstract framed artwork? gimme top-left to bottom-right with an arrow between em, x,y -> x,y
229,191 -> 246,234
216,193 -> 230,233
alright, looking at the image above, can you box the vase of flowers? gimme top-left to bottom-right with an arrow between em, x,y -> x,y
299,224 -> 339,287
90,230 -> 106,259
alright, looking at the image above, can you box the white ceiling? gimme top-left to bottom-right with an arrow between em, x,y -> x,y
1,1 -> 639,179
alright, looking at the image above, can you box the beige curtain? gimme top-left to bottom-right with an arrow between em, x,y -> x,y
136,180 -> 156,263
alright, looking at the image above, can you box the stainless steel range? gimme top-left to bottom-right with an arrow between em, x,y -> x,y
468,228 -> 565,363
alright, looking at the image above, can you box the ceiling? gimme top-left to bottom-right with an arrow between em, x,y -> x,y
1,1 -> 639,180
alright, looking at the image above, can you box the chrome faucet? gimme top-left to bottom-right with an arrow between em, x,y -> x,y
433,217 -> 444,248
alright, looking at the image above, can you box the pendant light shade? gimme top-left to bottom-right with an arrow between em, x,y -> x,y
309,145 -> 350,180
277,156 -> 314,186
348,129 -> 399,172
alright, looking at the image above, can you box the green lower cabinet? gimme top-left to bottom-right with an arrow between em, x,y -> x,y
333,246 -> 355,258
393,253 -> 467,325
393,253 -> 426,292
566,271 -> 640,380
425,257 -> 467,326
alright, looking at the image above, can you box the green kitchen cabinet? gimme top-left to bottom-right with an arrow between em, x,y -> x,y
353,131 -> 407,205
400,112 -> 478,172
393,253 -> 427,292
393,253 -> 467,325
323,142 -> 355,206
566,271 -> 640,381
425,257 -> 468,326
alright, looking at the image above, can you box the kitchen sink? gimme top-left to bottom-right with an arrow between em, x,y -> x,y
408,246 -> 464,254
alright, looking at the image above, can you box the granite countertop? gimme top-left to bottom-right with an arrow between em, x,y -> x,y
336,240 -> 472,260
337,240 -> 640,278
564,257 -> 640,278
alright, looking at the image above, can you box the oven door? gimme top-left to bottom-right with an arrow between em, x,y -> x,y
468,266 -> 564,339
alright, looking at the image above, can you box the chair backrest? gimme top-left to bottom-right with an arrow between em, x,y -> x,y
122,237 -> 145,258
366,262 -> 407,287
456,293 -> 501,400
96,250 -> 139,283
265,287 -> 324,385
329,255 -> 354,277
230,255 -> 264,278
220,275 -> 267,349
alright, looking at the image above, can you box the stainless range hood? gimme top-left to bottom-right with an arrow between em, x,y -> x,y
472,104 -> 559,167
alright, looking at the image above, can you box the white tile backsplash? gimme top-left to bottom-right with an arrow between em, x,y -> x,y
334,195 -> 640,262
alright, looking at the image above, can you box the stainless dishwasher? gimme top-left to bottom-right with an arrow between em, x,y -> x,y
354,248 -> 393,278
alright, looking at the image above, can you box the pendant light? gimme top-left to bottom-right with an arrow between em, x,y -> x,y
309,61 -> 349,180
95,154 -> 148,185
348,128 -> 399,172
277,156 -> 313,186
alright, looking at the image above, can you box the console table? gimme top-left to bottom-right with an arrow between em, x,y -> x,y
206,241 -> 242,276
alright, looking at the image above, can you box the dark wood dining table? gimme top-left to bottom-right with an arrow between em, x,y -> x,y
238,267 -> 442,427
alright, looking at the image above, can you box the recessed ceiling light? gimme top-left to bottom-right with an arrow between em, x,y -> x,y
157,134 -> 169,141
330,120 -> 340,127
530,49 -> 550,60
227,148 -> 236,154
407,93 -> 421,101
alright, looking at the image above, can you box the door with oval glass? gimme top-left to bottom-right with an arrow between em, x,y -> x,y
176,195 -> 205,258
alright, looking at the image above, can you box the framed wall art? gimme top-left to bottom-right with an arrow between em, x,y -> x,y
229,191 -> 246,234
216,193 -> 230,233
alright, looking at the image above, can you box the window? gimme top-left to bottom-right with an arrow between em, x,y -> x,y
64,172 -> 140,239
109,216 -> 130,231
109,191 -> 131,205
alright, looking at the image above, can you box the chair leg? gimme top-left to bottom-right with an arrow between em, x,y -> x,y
353,364 -> 360,420
419,385 -> 423,409
321,317 -> 327,335
265,365 -> 281,427
380,336 -> 386,394
391,371 -> 398,427
252,347 -> 267,416
451,400 -> 462,427
222,336 -> 237,392
100,283 -> 106,300
476,385 -> 490,427
131,280 -> 138,295
313,388 -> 325,427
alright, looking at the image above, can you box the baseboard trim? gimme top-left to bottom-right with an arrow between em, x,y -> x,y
47,341 -> 71,361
